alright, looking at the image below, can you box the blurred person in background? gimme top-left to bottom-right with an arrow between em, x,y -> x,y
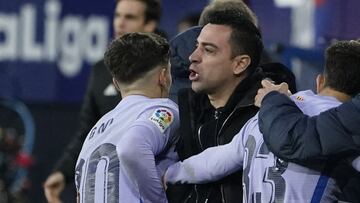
43,0 -> 162,202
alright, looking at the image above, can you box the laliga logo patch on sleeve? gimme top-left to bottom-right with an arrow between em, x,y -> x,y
149,108 -> 174,133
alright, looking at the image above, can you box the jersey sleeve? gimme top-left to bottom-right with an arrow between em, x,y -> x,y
142,106 -> 179,152
351,156 -> 360,172
118,122 -> 169,203
165,123 -> 248,184
117,106 -> 179,203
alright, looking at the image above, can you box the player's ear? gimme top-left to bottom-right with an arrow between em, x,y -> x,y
158,68 -> 167,87
144,20 -> 157,33
316,74 -> 325,93
112,78 -> 121,92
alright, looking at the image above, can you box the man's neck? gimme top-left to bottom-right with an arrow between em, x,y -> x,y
208,93 -> 230,109
121,86 -> 163,99
318,87 -> 351,102
207,79 -> 242,109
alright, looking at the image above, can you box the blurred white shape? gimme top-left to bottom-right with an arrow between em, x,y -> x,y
274,0 -> 303,7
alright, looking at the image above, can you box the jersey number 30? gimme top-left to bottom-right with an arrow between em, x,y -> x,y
75,143 -> 120,203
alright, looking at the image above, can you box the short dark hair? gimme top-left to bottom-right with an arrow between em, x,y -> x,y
199,0 -> 258,27
116,0 -> 162,23
206,9 -> 263,74
324,40 -> 360,97
104,32 -> 169,84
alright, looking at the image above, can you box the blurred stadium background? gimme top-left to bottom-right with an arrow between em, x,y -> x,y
1,0 -> 360,202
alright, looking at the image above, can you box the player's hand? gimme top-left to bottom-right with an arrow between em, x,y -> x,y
43,171 -> 65,203
255,80 -> 291,107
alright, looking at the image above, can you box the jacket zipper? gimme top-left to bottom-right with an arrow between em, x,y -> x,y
183,190 -> 193,203
214,109 -> 228,203
196,105 -> 247,203
215,108 -> 238,203
194,126 -> 203,203
197,125 -> 204,150
216,104 -> 253,203
195,185 -> 199,203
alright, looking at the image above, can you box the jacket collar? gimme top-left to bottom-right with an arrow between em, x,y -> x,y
189,67 -> 264,122
220,67 -> 264,114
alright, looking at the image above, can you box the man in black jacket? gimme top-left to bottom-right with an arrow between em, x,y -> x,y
43,0 -> 162,202
166,7 -> 296,202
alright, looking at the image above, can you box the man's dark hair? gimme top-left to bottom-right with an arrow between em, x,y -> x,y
104,32 -> 169,84
324,40 -> 360,97
199,0 -> 258,27
206,9 -> 263,74
116,0 -> 162,23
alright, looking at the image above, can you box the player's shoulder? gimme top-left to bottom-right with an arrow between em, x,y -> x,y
147,107 -> 176,133
291,90 -> 340,104
142,98 -> 179,117
148,98 -> 178,110
135,98 -> 179,134
291,90 -> 316,101
291,90 -> 341,115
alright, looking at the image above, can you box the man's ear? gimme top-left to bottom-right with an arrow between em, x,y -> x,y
158,68 -> 167,87
144,20 -> 157,33
233,55 -> 251,75
316,74 -> 326,93
112,78 -> 121,92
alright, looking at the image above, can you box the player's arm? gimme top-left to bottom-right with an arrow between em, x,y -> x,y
259,92 -> 360,163
118,122 -> 171,203
316,93 -> 360,155
351,156 -> 360,172
165,127 -> 246,185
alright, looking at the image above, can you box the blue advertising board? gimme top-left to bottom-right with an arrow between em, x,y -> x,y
0,0 -> 208,103
0,0 -> 115,103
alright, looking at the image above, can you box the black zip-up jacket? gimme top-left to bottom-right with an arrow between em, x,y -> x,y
169,73 -> 261,203
167,63 -> 296,203
167,62 -> 296,203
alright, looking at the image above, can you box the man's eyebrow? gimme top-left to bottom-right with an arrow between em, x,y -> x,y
124,13 -> 138,19
200,42 -> 218,49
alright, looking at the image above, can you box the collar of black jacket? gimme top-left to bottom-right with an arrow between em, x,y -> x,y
225,68 -> 264,112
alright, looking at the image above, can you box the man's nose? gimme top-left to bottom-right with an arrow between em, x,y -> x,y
189,47 -> 200,63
